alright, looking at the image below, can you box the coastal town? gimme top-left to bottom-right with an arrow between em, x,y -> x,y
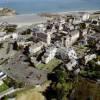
0,9 -> 100,100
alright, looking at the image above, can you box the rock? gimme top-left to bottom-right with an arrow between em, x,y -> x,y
0,8 -> 16,16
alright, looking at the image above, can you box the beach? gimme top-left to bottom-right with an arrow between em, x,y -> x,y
0,14 -> 49,27
0,10 -> 99,27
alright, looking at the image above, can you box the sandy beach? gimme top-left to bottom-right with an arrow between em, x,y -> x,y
0,10 -> 99,27
0,14 -> 49,27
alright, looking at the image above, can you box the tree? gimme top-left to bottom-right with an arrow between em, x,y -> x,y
80,23 -> 86,30
49,67 -> 73,100
0,43 -> 3,48
23,45 -> 30,55
55,69 -> 66,83
88,39 -> 96,48
1,95 -> 8,100
26,29 -> 31,34
13,41 -> 18,50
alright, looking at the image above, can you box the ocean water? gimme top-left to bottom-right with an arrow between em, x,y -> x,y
0,0 -> 100,14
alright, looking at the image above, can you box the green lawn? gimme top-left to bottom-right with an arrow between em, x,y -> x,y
36,58 -> 62,72
0,83 -> 9,92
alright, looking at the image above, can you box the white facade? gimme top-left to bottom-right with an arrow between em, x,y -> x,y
0,32 -> 6,37
82,14 -> 90,21
37,24 -> 46,32
46,32 -> 51,45
56,47 -> 77,62
42,47 -> 57,64
0,34 -> 11,42
59,24 -> 63,31
29,42 -> 44,54
18,41 -> 33,47
70,30 -> 80,45
12,33 -> 18,40
67,48 -> 78,60
64,35 -> 71,48
73,19 -> 82,24
65,59 -> 77,71
60,18 -> 65,24
96,61 -> 100,65
62,30 -> 79,48
82,29 -> 88,36
69,25 -> 74,30
84,54 -> 96,64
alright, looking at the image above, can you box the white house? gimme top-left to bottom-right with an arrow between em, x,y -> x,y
42,47 -> 57,64
59,23 -> 63,31
56,47 -> 78,62
84,54 -> 96,64
65,59 -> 77,71
82,29 -> 88,36
67,48 -> 78,60
62,30 -> 80,48
12,33 -> 18,40
73,18 -> 82,24
0,34 -> 11,42
18,41 -> 33,48
29,42 -> 44,54
60,18 -> 65,24
0,32 -> 6,37
82,13 -> 90,21
37,24 -> 46,32
0,32 -> 7,42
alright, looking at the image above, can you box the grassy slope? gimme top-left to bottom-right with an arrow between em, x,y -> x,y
0,83 -> 9,92
36,58 -> 62,72
73,76 -> 100,100
16,81 -> 51,100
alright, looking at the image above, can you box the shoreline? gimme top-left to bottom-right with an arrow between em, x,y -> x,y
17,9 -> 100,15
0,9 -> 100,27
1,9 -> 100,17
0,13 -> 49,27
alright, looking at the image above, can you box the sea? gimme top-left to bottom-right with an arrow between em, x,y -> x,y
0,0 -> 100,14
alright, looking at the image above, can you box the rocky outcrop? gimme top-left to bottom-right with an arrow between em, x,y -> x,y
0,8 -> 16,16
